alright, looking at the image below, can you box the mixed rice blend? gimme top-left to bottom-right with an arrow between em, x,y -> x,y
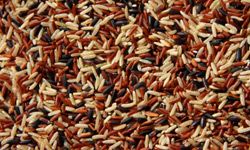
0,0 -> 250,149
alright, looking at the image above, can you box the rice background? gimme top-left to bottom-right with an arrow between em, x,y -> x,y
0,0 -> 249,149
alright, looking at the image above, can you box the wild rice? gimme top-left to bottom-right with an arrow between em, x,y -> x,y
0,0 -> 249,149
